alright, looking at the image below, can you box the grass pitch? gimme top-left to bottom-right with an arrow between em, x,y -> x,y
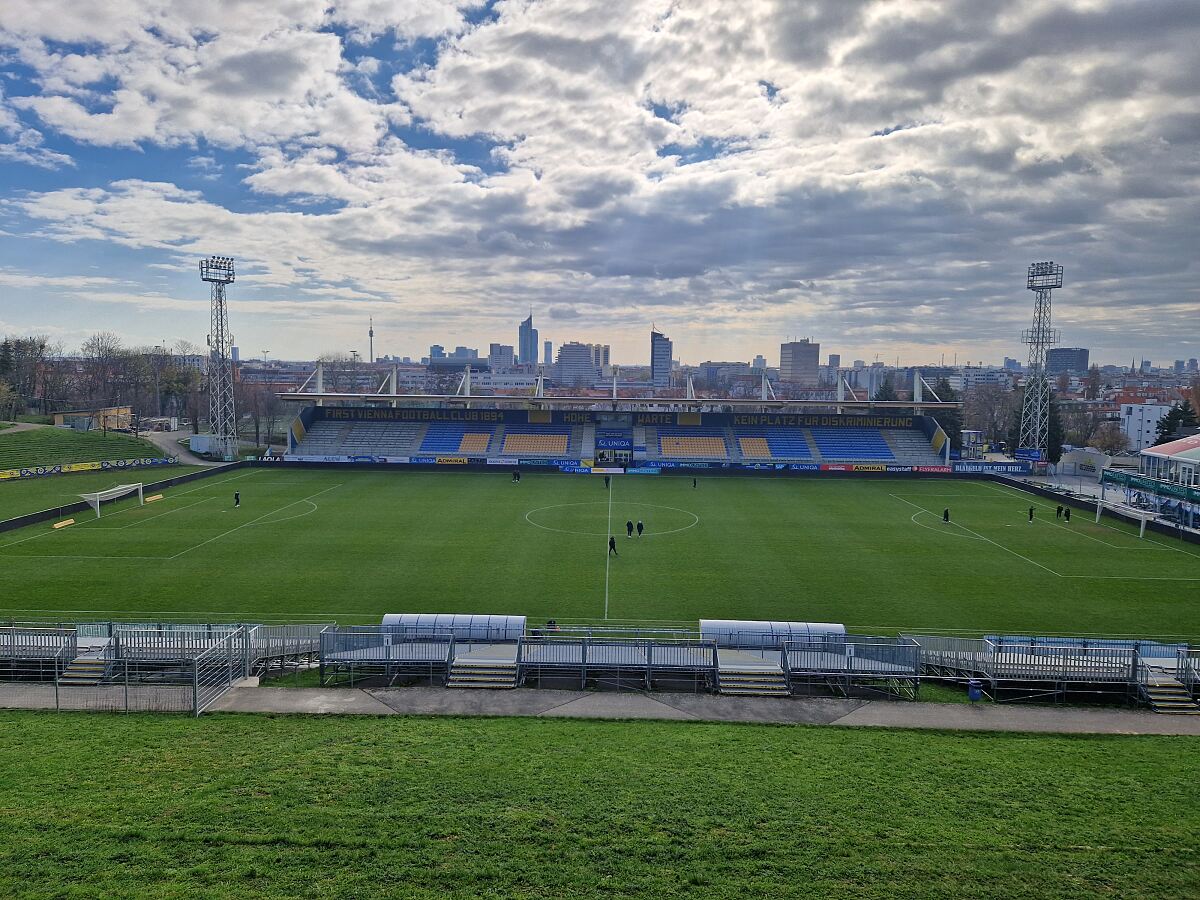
1,711 -> 1198,899
1,468 -> 1197,636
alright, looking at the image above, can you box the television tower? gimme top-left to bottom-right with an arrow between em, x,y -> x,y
200,255 -> 238,461
369,317 -> 374,363
1018,261 -> 1063,460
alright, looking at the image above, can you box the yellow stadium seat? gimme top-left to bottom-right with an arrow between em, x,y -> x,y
738,437 -> 771,459
457,433 -> 492,454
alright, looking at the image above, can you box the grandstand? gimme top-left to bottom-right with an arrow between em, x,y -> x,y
286,407 -> 947,467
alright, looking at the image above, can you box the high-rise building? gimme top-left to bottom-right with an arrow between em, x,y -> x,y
828,353 -> 841,368
780,339 -> 820,384
752,354 -> 767,371
451,346 -> 478,359
555,342 -> 607,386
650,329 -> 673,388
429,344 -> 446,360
1046,347 -> 1089,375
1121,401 -> 1172,451
1141,359 -> 1153,374
1188,358 -> 1199,373
1174,360 -> 1186,374
543,340 -> 552,367
518,312 -> 538,368
488,343 -> 515,370
853,359 -> 866,369
231,346 -> 240,363
1003,357 -> 1022,371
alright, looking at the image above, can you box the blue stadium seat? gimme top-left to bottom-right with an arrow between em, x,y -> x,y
809,427 -> 895,461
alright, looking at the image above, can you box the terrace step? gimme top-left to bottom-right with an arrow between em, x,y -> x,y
446,662 -> 518,689
1143,678 -> 1200,714
58,656 -> 108,686
718,668 -> 789,697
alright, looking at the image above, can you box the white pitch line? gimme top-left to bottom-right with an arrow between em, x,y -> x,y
113,497 -> 215,529
604,477 -> 614,621
889,493 -> 1061,577
982,481 -> 1200,560
167,483 -> 343,560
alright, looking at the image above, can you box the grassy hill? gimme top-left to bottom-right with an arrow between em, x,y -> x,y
0,711 -> 1196,899
0,426 -> 170,470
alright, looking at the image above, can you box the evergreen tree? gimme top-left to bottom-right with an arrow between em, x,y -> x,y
1047,398 -> 1065,463
1155,405 -> 1184,445
1180,398 -> 1197,428
873,375 -> 898,402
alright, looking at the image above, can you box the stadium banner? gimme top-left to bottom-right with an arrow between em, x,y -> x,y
626,466 -> 661,475
436,456 -> 469,465
820,464 -> 852,471
591,467 -> 624,474
851,464 -> 888,472
383,456 -> 410,464
953,461 -> 1031,475
559,466 -> 592,473
290,454 -> 353,463
518,458 -> 555,466
885,465 -> 915,473
486,458 -> 518,466
1102,470 -> 1200,504
742,463 -> 782,471
724,413 -> 918,428
1014,447 -> 1045,461
787,463 -> 821,471
916,465 -> 953,473
596,436 -> 631,449
314,406 -> 601,426
0,457 -> 178,481
410,456 -> 438,464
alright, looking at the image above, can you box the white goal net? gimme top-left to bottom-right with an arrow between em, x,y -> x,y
79,483 -> 144,518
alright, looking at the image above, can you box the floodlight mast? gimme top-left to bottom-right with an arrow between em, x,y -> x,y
1018,261 -> 1063,462
200,255 -> 238,461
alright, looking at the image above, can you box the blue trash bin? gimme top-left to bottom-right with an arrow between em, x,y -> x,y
967,679 -> 982,702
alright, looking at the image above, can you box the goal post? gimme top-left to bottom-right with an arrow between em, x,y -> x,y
1094,498 -> 1153,538
79,483 -> 144,519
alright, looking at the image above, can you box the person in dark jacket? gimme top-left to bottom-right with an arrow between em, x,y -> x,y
608,535 -> 618,556
626,520 -> 634,538
636,520 -> 644,536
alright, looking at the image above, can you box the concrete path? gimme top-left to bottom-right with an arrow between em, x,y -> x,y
142,429 -> 220,466
0,422 -> 47,434
208,685 -> 1200,735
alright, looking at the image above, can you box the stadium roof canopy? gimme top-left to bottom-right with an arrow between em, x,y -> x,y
1140,433 -> 1200,464
279,392 -> 961,413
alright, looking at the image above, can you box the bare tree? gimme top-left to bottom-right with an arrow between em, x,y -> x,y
1090,423 -> 1129,454
1084,365 -> 1101,400
0,379 -> 16,421
963,384 -> 1015,444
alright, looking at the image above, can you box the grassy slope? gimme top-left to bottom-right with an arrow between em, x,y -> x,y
0,469 -> 1197,635
0,465 -> 210,520
0,426 -> 169,470
1,712 -> 1197,899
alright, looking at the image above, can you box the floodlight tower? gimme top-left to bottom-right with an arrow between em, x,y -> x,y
1018,261 -> 1063,461
200,255 -> 238,461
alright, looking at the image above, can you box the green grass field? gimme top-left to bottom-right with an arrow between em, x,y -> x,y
0,425 -> 169,470
1,468 -> 1197,636
0,465 -> 208,520
1,712 -> 1197,899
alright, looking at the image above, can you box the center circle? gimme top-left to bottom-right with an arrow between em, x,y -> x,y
524,501 -> 700,537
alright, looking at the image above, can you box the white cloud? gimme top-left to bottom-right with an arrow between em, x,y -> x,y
0,0 -> 1197,363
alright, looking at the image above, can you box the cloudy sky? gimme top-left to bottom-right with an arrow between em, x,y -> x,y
0,0 -> 1196,367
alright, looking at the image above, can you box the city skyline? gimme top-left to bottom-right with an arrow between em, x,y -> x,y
0,2 -> 1197,366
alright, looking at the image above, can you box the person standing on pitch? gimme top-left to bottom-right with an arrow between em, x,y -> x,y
943,508 -> 950,524
636,519 -> 644,537
1056,504 -> 1063,519
604,475 -> 610,490
692,477 -> 697,488
234,491 -> 240,509
1064,507 -> 1071,523
626,519 -> 634,538
608,535 -> 618,556
1028,506 -> 1035,523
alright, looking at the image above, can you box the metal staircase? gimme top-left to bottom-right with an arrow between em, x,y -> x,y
1142,676 -> 1200,715
717,667 -> 790,697
446,660 -> 519,689
57,656 -> 109,686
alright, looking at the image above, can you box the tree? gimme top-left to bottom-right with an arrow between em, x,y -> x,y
1055,371 -> 1070,393
1048,398 -> 1065,463
1090,423 -> 1128,454
1155,405 -> 1184,445
932,378 -> 963,450
1084,365 -> 1101,400
963,384 -> 1015,445
1180,398 -> 1197,428
0,379 -> 16,421
873,375 -> 897,402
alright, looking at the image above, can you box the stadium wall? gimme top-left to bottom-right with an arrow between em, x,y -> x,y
0,462 -> 251,534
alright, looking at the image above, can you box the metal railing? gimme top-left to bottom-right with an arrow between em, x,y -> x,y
783,638 -> 920,677
113,627 -> 240,661
244,624 -> 330,675
1,626 -> 77,660
193,630 -> 241,715
991,644 -> 1136,682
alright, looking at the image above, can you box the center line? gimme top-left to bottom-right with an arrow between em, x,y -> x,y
604,477 -> 614,620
